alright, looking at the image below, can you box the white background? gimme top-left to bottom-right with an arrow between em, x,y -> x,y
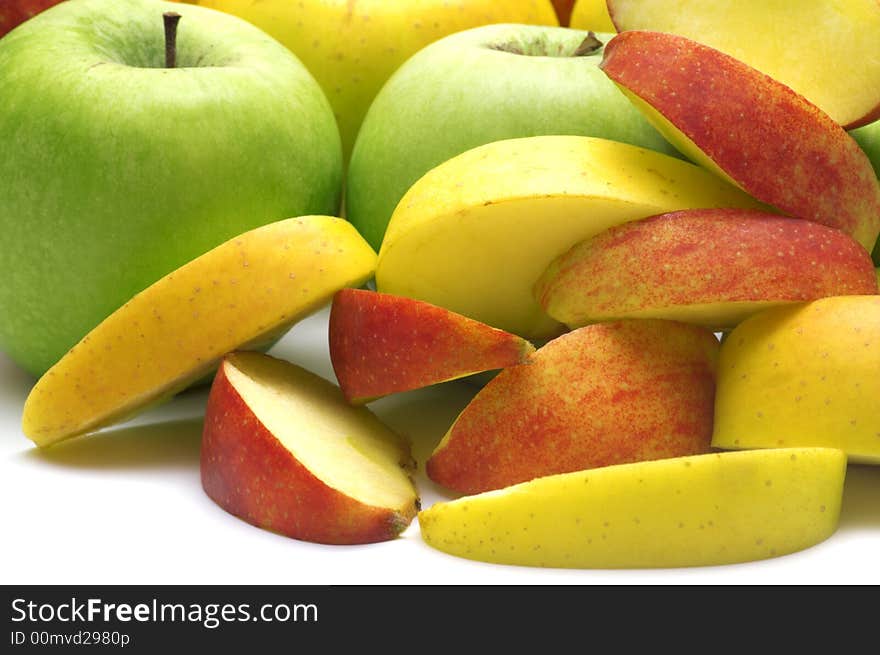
2,306 -> 879,585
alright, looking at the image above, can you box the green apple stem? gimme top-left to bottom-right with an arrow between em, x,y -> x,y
163,11 -> 181,69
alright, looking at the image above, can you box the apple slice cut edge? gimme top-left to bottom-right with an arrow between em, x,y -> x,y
202,351 -> 420,545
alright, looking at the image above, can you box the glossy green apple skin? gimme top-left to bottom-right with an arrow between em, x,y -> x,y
0,0 -> 342,377
859,119 -> 880,264
346,24 -> 678,251
851,119 -> 880,179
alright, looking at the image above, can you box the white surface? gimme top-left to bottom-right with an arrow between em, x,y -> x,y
2,306 -> 879,585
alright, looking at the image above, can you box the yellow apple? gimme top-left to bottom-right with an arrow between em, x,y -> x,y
22,215 -> 376,447
376,135 -> 763,340
194,0 -> 559,161
570,0 -> 614,32
419,448 -> 846,568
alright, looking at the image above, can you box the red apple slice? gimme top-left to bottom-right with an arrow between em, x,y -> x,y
535,208 -> 879,331
599,30 -> 880,252
606,0 -> 880,129
201,351 -> 419,545
328,289 -> 535,403
426,319 -> 719,495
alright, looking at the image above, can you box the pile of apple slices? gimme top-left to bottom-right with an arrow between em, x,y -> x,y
362,27 -> 879,566
18,9 -> 880,569
21,216 -> 422,545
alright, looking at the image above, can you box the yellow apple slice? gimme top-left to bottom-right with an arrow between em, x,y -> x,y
376,135 -> 763,340
202,352 -> 419,545
419,448 -> 846,568
712,295 -> 880,462
606,0 -> 880,128
22,215 -> 377,447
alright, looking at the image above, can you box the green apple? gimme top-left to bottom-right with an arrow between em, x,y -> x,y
194,0 -> 560,162
0,0 -> 343,377
0,0 -> 66,37
852,119 -> 880,179
347,24 -> 679,251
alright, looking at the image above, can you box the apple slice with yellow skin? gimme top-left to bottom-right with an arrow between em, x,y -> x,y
605,0 -> 880,129
329,289 -> 535,404
376,135 -> 763,341
599,30 -> 880,252
419,447 -> 846,569
426,319 -> 719,495
713,296 -> 880,463
202,352 -> 418,545
22,215 -> 377,447
535,208 -> 879,332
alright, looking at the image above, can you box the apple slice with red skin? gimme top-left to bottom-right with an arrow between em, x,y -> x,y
599,30 -> 880,252
426,319 -> 719,495
605,0 -> 880,129
535,208 -> 880,331
329,288 -> 535,404
201,351 -> 419,545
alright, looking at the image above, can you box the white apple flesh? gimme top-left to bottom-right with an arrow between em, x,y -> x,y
202,352 -> 420,545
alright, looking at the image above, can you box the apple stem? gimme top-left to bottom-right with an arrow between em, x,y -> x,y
164,11 -> 182,69
573,32 -> 603,57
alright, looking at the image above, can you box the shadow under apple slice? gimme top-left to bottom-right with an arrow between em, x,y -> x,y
838,464 -> 880,531
22,418 -> 203,472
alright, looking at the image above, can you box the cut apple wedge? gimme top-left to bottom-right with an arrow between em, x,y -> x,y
376,135 -> 763,340
426,319 -> 719,495
22,215 -> 377,447
202,352 -> 419,545
599,30 -> 880,252
606,0 -> 880,129
713,295 -> 880,463
419,448 -> 846,568
535,208 -> 879,331
329,288 -> 535,404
